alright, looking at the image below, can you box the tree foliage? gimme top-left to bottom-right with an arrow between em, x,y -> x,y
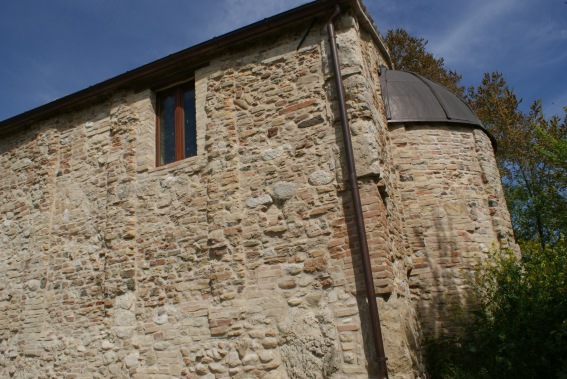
500,102 -> 567,246
536,107 -> 567,171
427,241 -> 567,378
465,72 -> 523,158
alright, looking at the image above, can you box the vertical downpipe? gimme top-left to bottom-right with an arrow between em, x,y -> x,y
327,5 -> 389,379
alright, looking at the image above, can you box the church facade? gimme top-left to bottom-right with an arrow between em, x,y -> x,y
0,1 -> 514,378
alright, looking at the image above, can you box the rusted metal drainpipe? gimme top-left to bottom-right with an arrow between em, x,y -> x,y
327,5 -> 389,379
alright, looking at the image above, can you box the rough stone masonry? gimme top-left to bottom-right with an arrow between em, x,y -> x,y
0,2 -> 515,378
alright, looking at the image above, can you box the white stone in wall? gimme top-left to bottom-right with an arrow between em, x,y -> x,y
246,194 -> 273,208
272,181 -> 297,202
308,170 -> 334,186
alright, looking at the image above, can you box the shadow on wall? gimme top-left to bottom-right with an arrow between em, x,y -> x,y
416,204 -> 475,338
340,186 -> 380,376
339,180 -> 426,376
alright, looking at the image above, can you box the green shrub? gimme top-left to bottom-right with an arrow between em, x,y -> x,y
426,239 -> 567,378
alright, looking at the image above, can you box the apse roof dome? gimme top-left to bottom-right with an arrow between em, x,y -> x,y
378,68 -> 495,148
378,68 -> 480,125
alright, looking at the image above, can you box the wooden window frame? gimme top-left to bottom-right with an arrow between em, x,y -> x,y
155,81 -> 196,167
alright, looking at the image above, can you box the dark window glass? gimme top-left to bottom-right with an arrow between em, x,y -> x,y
156,81 -> 197,166
158,92 -> 176,166
183,86 -> 197,158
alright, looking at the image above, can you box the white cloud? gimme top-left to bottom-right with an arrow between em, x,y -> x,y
430,0 -> 519,66
519,22 -> 567,68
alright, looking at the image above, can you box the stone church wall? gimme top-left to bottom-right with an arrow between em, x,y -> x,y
0,9 -> 514,379
0,14 -> 424,379
389,124 -> 516,336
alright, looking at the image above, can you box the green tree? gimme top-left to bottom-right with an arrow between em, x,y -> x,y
465,72 -> 523,158
427,241 -> 567,378
501,102 -> 567,247
536,107 -> 567,171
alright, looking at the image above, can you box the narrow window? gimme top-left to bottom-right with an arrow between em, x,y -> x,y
156,82 -> 197,166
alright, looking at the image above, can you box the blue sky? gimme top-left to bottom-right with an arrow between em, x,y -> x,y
1,0 -> 566,122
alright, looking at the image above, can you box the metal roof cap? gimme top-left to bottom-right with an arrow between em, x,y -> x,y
379,69 -> 496,149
